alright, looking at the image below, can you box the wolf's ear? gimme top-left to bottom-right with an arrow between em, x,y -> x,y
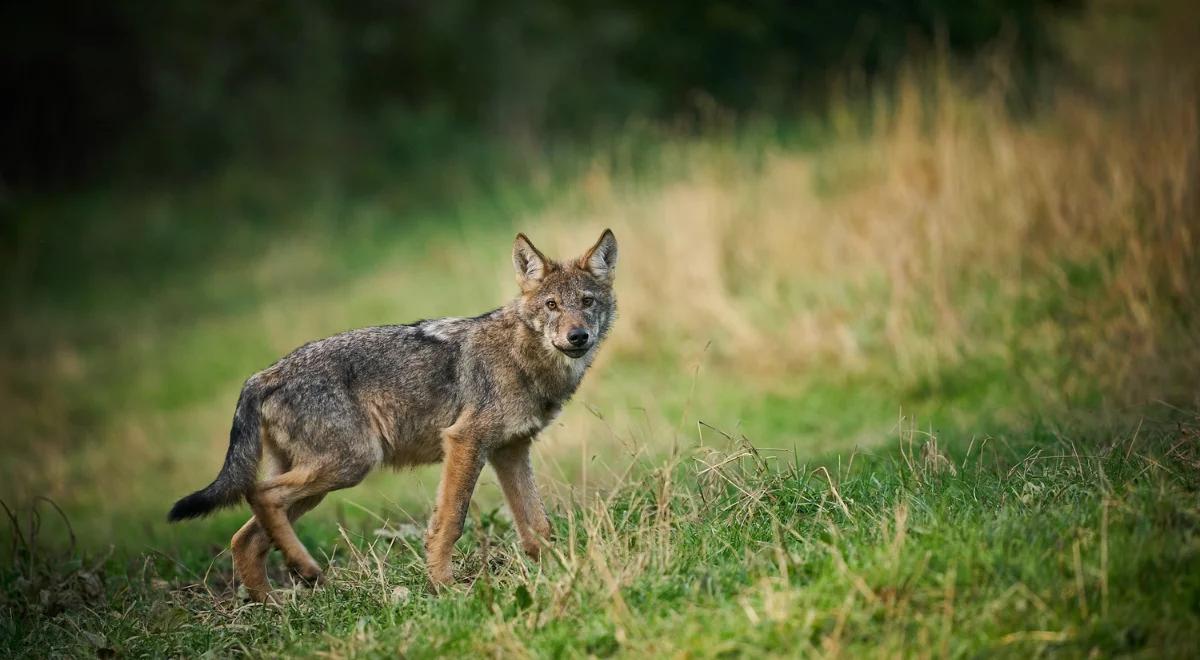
579,229 -> 618,283
513,233 -> 551,290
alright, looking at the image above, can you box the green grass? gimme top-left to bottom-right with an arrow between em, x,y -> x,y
3,412 -> 1197,657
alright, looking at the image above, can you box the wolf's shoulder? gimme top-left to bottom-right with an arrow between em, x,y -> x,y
281,311 -> 502,358
409,308 -> 506,340
267,324 -> 422,367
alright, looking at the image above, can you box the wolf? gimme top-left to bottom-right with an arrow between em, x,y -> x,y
167,229 -> 617,601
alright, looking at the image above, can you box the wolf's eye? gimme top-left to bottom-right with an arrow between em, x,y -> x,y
545,300 -> 557,310
581,296 -> 594,308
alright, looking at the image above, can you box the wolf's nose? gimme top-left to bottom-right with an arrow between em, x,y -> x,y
567,328 -> 590,347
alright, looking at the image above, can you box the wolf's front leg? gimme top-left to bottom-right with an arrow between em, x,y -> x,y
425,426 -> 486,588
490,438 -> 551,559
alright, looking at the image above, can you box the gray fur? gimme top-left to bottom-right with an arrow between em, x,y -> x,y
168,230 -> 618,594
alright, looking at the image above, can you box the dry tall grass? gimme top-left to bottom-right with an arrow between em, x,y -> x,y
530,53 -> 1199,408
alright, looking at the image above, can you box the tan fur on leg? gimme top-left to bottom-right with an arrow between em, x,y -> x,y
231,517 -> 271,602
425,425 -> 486,587
247,469 -> 327,582
231,493 -> 328,603
490,439 -> 551,559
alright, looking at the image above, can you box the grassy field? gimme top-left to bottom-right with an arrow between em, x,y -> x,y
5,411 -> 1200,657
3,7 -> 1200,656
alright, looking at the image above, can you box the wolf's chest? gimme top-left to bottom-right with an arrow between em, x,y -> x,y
498,390 -> 564,440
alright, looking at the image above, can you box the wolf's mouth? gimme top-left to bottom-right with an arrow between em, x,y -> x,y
558,346 -> 589,359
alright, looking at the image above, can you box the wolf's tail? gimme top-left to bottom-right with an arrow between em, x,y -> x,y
167,380 -> 268,522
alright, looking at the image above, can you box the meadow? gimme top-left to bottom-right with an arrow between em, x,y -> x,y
3,8 -> 1200,656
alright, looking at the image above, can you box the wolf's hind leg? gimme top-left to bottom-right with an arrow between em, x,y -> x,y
232,454 -> 287,602
248,468 -> 342,582
490,439 -> 551,559
283,494 -> 326,583
231,517 -> 271,602
231,493 -> 328,602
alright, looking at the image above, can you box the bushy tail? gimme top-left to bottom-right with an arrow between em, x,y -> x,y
167,382 -> 266,522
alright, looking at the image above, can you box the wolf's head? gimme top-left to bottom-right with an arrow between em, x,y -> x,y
512,229 -> 618,359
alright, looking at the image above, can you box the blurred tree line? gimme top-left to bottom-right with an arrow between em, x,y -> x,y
2,0 -> 1074,193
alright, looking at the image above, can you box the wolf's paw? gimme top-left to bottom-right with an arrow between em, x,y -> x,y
427,566 -> 455,592
289,563 -> 325,587
521,540 -> 543,560
242,586 -> 276,605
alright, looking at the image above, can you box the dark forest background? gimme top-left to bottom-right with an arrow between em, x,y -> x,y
3,1 -> 1074,193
